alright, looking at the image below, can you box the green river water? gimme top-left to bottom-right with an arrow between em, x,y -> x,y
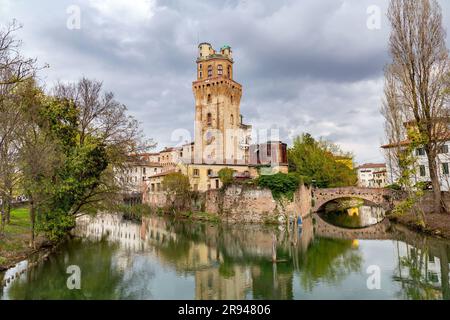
1,205 -> 450,300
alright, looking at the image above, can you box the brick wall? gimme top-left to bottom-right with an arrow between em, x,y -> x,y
145,192 -> 168,208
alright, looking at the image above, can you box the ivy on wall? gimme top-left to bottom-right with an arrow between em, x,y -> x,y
257,173 -> 300,201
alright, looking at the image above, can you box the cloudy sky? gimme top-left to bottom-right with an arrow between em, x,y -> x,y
1,0 -> 450,164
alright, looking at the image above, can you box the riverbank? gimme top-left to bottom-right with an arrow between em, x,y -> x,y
388,212 -> 450,239
0,207 -> 50,271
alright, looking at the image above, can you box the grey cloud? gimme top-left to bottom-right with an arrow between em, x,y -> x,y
2,0 -> 450,163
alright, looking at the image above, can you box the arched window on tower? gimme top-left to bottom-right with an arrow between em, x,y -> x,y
227,65 -> 231,79
207,112 -> 212,126
230,95 -> 233,104
217,64 -> 223,75
230,114 -> 234,125
207,65 -> 213,77
207,94 -> 212,103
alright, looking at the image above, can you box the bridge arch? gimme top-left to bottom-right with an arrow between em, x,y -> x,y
315,196 -> 378,212
312,187 -> 390,212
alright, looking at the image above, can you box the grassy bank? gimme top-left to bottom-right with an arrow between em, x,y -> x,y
388,212 -> 450,239
0,207 -> 33,270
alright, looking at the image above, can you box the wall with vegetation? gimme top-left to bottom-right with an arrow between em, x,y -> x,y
205,184 -> 312,223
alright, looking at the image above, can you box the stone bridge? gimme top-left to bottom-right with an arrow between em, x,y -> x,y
312,187 -> 392,212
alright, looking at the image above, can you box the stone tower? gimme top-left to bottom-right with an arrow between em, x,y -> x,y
192,43 -> 251,164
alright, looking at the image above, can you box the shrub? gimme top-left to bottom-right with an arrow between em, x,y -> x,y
414,181 -> 432,190
163,172 -> 192,211
386,183 -> 402,190
218,168 -> 235,187
257,172 -> 300,201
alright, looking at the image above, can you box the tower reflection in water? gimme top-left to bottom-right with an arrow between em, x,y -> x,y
2,213 -> 450,300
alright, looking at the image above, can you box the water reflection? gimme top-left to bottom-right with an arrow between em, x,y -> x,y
1,213 -> 450,300
393,233 -> 450,300
319,198 -> 385,228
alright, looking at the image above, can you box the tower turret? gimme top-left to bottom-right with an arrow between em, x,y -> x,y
198,42 -> 213,58
220,45 -> 232,59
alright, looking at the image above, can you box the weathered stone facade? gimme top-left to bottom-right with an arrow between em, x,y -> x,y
143,183 -> 312,224
205,184 -> 312,223
143,191 -> 168,208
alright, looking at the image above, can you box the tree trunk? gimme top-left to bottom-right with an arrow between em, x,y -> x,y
439,245 -> 450,300
427,151 -> 442,213
29,199 -> 36,249
5,189 -> 12,224
0,202 -> 4,234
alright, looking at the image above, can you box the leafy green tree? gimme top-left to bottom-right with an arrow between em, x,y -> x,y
18,94 -> 108,241
391,128 -> 426,226
1,22 -> 151,244
288,133 -> 357,188
16,79 -> 141,243
218,167 -> 235,187
162,172 -> 191,212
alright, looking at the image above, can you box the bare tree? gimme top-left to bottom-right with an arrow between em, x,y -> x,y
0,20 -> 36,228
381,64 -> 408,184
386,0 -> 450,213
18,119 -> 61,248
0,20 -> 36,88
53,78 -> 153,155
0,135 -> 21,226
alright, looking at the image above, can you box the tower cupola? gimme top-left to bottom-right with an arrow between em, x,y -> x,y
220,45 -> 232,58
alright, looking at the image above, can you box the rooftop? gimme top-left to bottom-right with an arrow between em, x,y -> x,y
148,169 -> 177,179
357,163 -> 386,170
381,133 -> 450,149
196,53 -> 233,63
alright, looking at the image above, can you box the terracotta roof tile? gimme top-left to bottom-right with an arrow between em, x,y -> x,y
357,163 -> 386,169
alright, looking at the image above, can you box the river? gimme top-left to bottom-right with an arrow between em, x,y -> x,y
1,210 -> 450,300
